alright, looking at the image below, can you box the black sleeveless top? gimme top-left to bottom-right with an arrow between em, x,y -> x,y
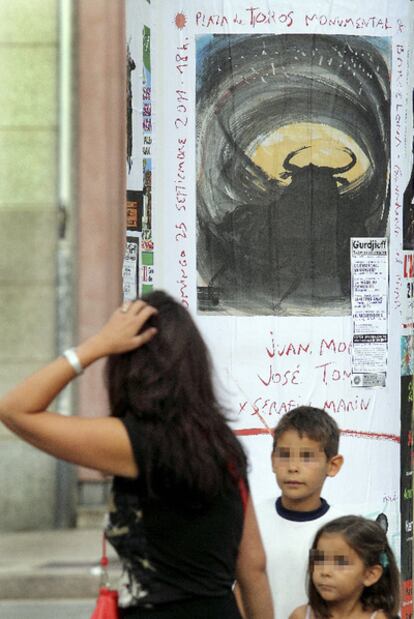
106,414 -> 245,609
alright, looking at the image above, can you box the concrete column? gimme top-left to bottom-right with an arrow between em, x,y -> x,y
75,0 -> 126,483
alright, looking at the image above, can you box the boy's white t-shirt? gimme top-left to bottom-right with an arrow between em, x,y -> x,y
256,497 -> 345,619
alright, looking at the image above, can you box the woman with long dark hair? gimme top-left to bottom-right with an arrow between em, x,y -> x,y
0,291 -> 273,619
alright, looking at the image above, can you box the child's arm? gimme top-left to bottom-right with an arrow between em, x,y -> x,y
289,605 -> 308,619
235,496 -> 274,619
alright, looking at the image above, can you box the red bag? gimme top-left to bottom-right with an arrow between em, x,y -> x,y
90,587 -> 119,619
90,535 -> 120,619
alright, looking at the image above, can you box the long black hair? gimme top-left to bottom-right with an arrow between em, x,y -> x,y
308,515 -> 400,619
106,291 -> 247,505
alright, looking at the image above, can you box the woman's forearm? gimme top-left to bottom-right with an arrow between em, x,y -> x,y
0,301 -> 157,425
0,301 -> 156,477
0,336 -> 105,422
238,573 -> 274,619
235,498 -> 274,619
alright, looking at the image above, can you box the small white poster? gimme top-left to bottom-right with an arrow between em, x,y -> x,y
122,234 -> 141,301
351,238 -> 388,386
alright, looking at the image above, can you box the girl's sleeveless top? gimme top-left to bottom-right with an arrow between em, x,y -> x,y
106,414 -> 246,610
305,608 -> 381,619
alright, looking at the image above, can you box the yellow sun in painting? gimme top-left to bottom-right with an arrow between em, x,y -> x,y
249,122 -> 370,187
175,12 -> 187,30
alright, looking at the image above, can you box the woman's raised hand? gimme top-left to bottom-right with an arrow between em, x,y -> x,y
91,300 -> 158,357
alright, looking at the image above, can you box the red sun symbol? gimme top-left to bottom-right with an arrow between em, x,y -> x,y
175,12 -> 187,30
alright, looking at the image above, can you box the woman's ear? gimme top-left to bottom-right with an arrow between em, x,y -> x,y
363,564 -> 383,587
326,454 -> 344,478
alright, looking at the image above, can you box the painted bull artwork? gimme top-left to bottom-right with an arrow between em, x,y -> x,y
274,147 -> 358,301
279,146 -> 356,189
203,146 -> 360,310
196,34 -> 390,315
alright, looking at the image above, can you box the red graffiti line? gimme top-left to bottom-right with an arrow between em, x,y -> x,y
235,428 -> 272,437
340,429 -> 400,443
235,428 -> 400,443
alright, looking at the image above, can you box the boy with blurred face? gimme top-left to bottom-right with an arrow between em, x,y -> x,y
256,406 -> 344,618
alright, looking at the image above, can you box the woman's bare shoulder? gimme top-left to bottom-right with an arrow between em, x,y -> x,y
289,604 -> 309,619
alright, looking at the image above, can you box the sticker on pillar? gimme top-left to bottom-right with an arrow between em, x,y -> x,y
403,90 -> 414,251
123,236 -> 141,301
401,336 -> 414,376
141,266 -> 154,295
143,26 -> 152,151
140,240 -> 154,295
126,2 -> 144,192
402,253 -> 414,333
142,231 -> 154,251
126,190 -> 143,232
196,34 -> 391,316
127,43 -> 137,177
143,159 -> 152,231
350,238 -> 388,387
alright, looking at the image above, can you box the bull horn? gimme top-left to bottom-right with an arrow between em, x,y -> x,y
282,146 -> 311,173
333,148 -> 357,175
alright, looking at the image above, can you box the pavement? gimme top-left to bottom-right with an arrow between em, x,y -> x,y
0,528 -> 121,600
0,600 -> 97,618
